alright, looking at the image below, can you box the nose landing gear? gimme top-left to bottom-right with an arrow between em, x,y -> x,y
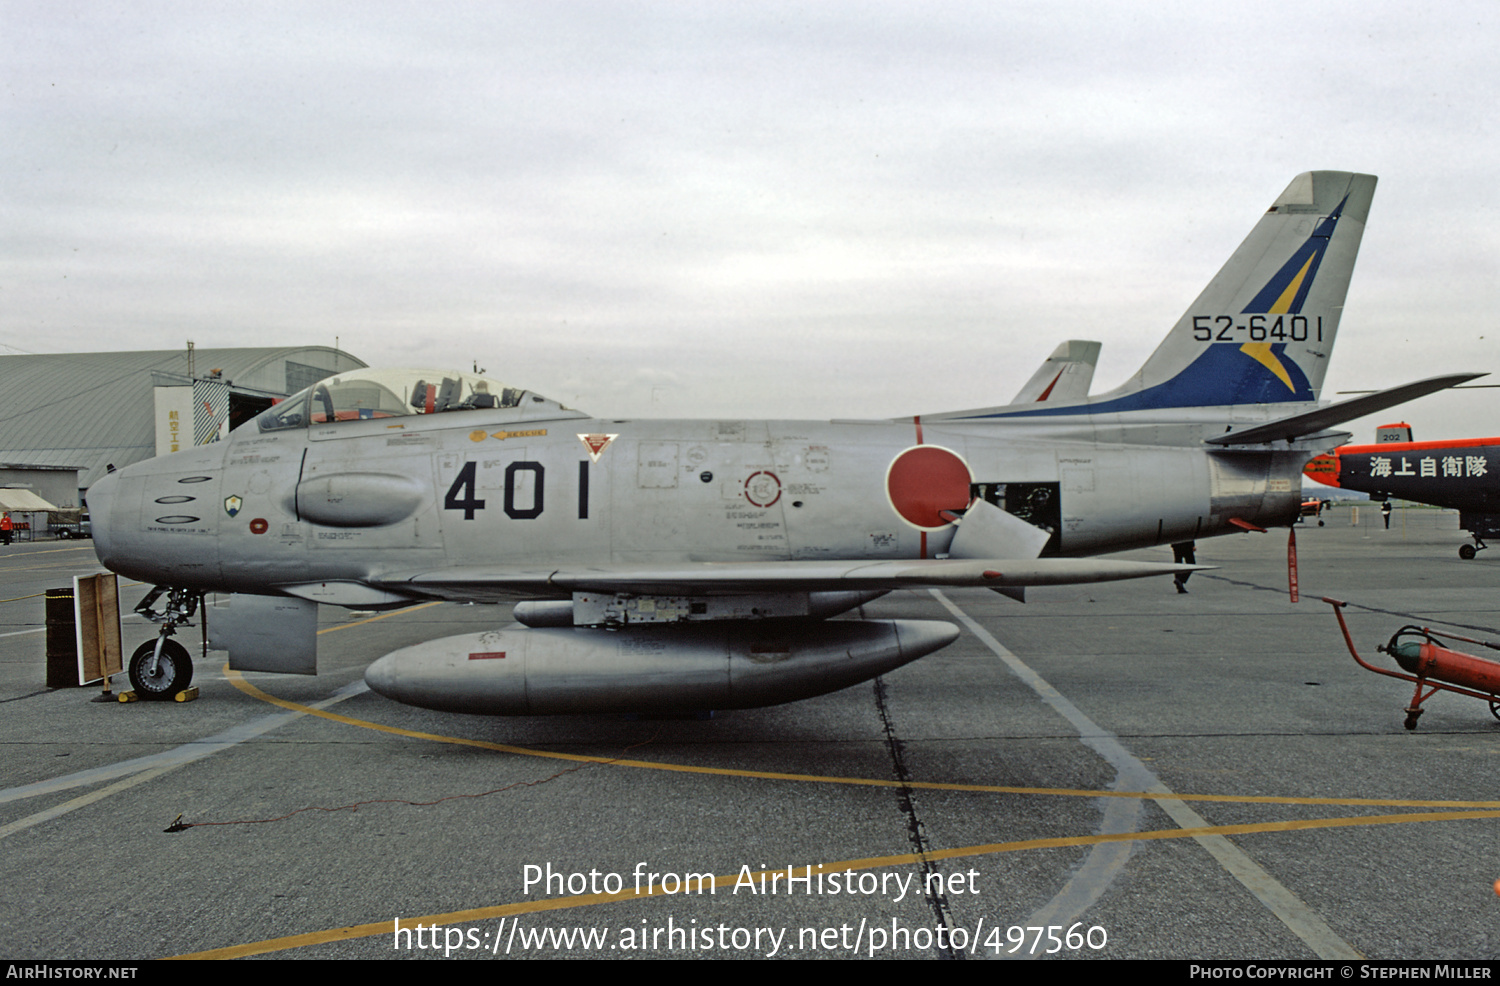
128,587 -> 201,700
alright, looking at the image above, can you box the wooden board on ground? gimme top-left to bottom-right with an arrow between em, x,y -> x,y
74,573 -> 122,685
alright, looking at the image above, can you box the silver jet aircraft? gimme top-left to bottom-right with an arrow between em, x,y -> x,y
89,171 -> 1475,715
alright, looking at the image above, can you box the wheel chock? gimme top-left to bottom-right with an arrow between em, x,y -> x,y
115,687 -> 198,704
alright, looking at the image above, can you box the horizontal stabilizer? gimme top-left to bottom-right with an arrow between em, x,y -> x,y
1206,374 -> 1485,446
372,558 -> 1208,603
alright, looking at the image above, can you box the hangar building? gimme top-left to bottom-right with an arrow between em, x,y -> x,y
0,347 -> 366,504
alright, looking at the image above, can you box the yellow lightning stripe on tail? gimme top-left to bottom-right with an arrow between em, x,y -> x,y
1240,342 -> 1297,392
1268,253 -> 1316,314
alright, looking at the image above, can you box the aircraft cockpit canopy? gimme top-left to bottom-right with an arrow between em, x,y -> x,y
255,369 -> 527,433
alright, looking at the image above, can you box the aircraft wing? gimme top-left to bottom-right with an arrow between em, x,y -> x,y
1206,373 -> 1485,446
369,557 -> 1202,603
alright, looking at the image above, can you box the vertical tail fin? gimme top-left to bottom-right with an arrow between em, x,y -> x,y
1095,171 -> 1377,411
1376,422 -> 1414,443
932,172 -> 1378,425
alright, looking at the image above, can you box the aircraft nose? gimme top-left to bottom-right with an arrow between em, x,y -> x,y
86,469 -> 120,566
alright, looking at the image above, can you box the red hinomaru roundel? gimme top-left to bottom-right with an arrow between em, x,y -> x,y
884,445 -> 973,530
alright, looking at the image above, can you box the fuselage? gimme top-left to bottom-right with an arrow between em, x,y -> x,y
89,387 -> 1306,598
1305,438 -> 1500,513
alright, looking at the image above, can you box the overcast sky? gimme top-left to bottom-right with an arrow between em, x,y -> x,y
5,2 -> 1498,439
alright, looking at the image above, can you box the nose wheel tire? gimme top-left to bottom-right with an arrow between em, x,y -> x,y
1460,543 -> 1477,560
128,639 -> 194,700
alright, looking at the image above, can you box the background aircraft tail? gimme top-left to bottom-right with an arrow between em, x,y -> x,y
1010,340 -> 1101,404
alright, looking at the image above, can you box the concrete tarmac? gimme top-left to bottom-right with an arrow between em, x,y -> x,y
2,503 -> 1498,960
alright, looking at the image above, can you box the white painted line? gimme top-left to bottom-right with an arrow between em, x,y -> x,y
0,764 -> 180,840
0,678 -> 369,809
930,589 -> 1360,961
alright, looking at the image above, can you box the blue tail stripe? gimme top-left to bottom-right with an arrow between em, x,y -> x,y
1241,194 -> 1347,315
966,344 -> 1315,420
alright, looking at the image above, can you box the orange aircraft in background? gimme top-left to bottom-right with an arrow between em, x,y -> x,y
1305,423 -> 1500,558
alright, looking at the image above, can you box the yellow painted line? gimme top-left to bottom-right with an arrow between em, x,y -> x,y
229,602 -> 1500,811
0,764 -> 180,841
194,602 -> 1500,960
226,671 -> 1500,811
315,600 -> 443,636
170,805 -> 1500,960
222,599 -> 443,701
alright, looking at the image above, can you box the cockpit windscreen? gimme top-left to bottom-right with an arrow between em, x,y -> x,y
255,369 -> 524,433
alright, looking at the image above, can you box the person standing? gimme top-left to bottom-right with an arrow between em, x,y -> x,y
1172,540 -> 1196,594
1,513 -> 13,546
1381,500 -> 1392,530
